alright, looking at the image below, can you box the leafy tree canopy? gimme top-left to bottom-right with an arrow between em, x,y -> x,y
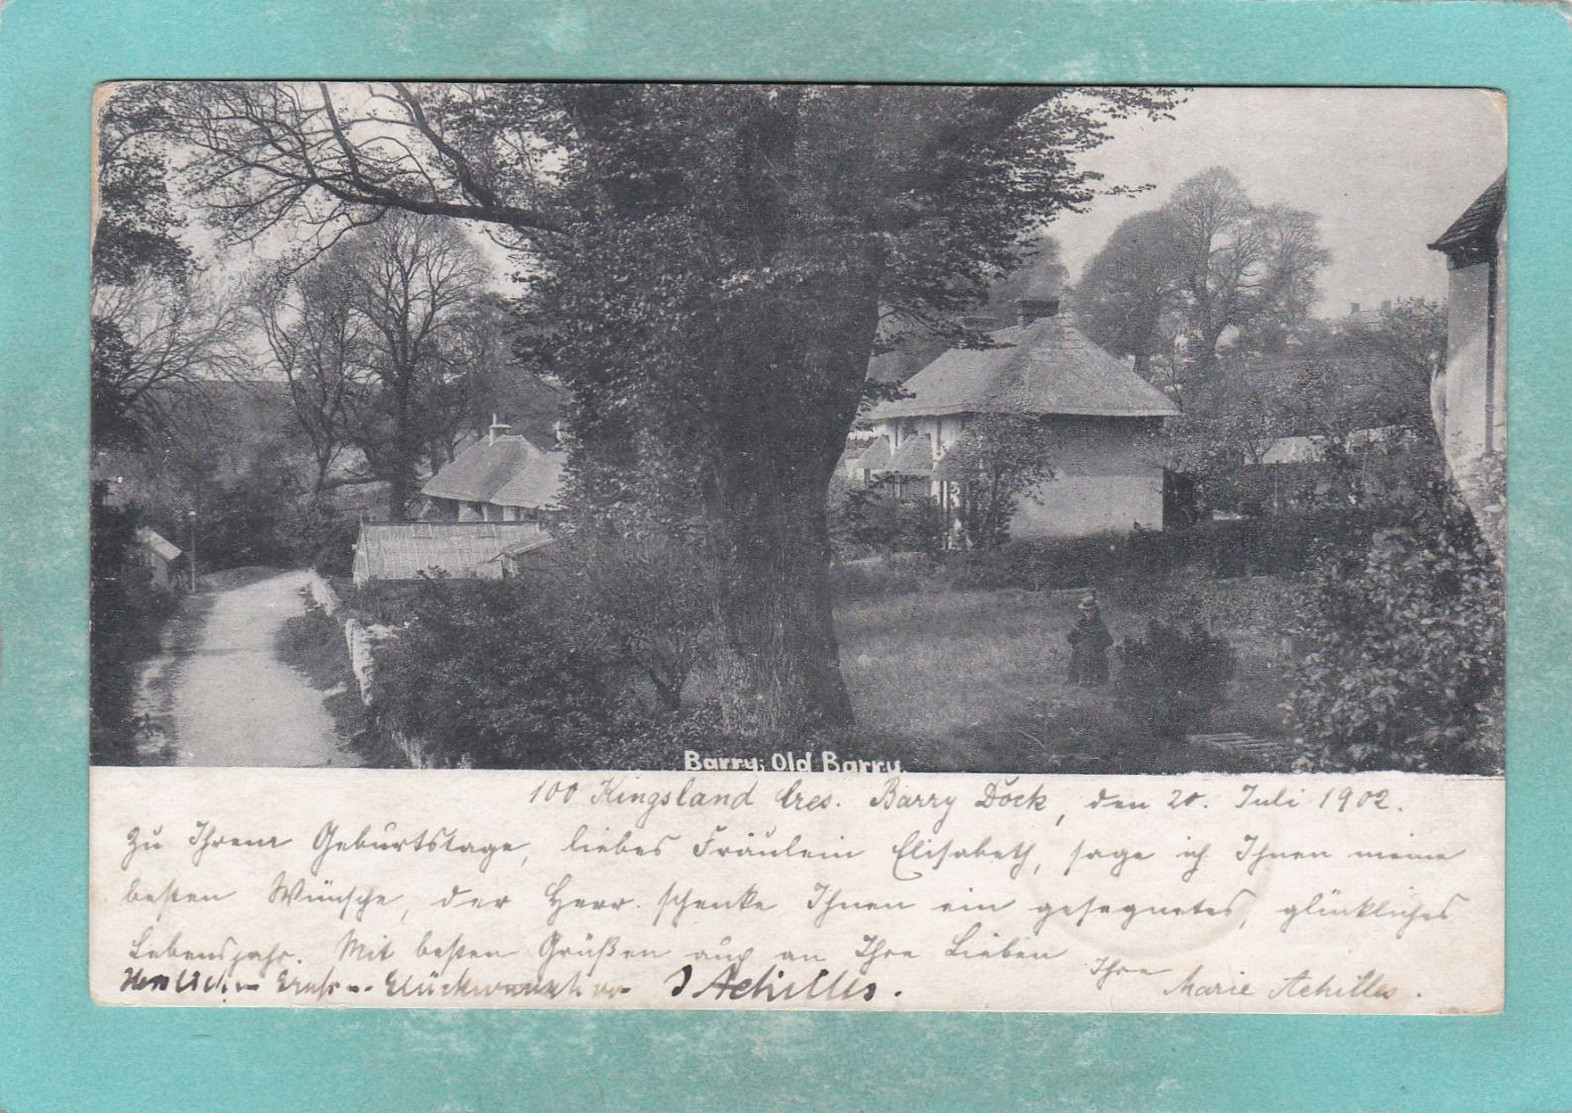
1073,165 -> 1331,401
162,80 -> 1180,735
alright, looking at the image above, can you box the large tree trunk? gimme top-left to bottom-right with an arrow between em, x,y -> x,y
700,261 -> 880,738
387,468 -> 415,523
707,477 -> 853,737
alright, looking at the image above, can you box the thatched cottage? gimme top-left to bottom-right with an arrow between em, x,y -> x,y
860,296 -> 1179,537
421,420 -> 566,523
352,418 -> 565,584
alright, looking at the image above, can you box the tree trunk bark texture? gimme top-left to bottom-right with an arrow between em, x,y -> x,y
707,481 -> 854,738
701,268 -> 878,739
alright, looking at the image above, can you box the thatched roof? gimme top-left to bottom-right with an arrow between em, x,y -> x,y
490,449 -> 565,509
846,436 -> 892,473
422,435 -> 565,510
868,314 -> 1178,422
886,437 -> 936,475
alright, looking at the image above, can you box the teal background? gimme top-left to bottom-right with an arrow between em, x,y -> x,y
1,0 -> 1567,1109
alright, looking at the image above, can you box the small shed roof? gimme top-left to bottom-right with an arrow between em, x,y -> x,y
1429,174 -> 1505,263
354,522 -> 554,582
135,527 -> 182,563
869,314 -> 1178,422
422,436 -> 565,510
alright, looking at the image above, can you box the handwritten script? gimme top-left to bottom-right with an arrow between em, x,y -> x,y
90,769 -> 1502,1012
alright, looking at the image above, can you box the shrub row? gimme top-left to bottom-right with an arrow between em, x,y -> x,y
944,507 -> 1406,595
826,508 -> 1408,603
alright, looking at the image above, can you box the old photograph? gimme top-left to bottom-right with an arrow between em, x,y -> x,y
90,83 -> 1506,777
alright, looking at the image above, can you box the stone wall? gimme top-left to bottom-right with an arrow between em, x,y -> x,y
304,572 -> 380,706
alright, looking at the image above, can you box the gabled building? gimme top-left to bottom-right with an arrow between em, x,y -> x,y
1428,172 -> 1505,554
421,420 -> 566,523
352,521 -> 555,584
133,527 -> 184,590
863,296 -> 1179,537
359,419 -> 566,583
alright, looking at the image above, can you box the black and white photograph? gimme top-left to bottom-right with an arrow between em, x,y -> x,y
90,82 -> 1506,777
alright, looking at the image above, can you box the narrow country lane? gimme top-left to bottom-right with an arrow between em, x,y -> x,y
168,569 -> 360,767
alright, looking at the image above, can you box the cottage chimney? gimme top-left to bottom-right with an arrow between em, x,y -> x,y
1349,302 -> 1361,316
488,414 -> 512,445
1380,299 -> 1392,314
1015,295 -> 1060,326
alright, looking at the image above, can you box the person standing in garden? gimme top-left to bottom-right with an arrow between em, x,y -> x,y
1067,594 -> 1113,686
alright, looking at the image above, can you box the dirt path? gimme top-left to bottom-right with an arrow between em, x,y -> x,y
166,569 -> 360,767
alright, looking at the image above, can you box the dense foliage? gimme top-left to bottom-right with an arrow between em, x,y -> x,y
373,578 -> 626,768
90,484 -> 177,764
828,476 -> 949,557
532,520 -> 714,711
370,522 -> 714,765
945,507 -> 1406,594
1116,620 -> 1238,740
1285,493 -> 1504,773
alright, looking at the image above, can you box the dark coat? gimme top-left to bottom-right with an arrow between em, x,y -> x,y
1067,612 -> 1112,685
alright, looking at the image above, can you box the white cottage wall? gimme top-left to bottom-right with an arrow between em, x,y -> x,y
1442,260 -> 1497,469
1009,416 -> 1166,538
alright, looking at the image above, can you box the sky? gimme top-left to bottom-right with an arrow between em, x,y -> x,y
1049,86 -> 1507,316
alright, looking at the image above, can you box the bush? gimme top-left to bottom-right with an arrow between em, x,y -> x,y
948,533 -> 1142,593
829,481 -> 947,557
293,503 -> 362,578
152,444 -> 305,572
1284,496 -> 1504,773
529,526 -> 712,712
373,578 -> 627,768
588,700 -> 730,770
340,579 -> 426,626
1116,620 -> 1238,740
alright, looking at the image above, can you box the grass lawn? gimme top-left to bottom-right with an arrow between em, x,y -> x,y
346,561 -> 1313,773
834,576 -> 1304,773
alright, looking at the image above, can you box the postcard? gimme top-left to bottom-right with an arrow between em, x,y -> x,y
87,82 -> 1505,1012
